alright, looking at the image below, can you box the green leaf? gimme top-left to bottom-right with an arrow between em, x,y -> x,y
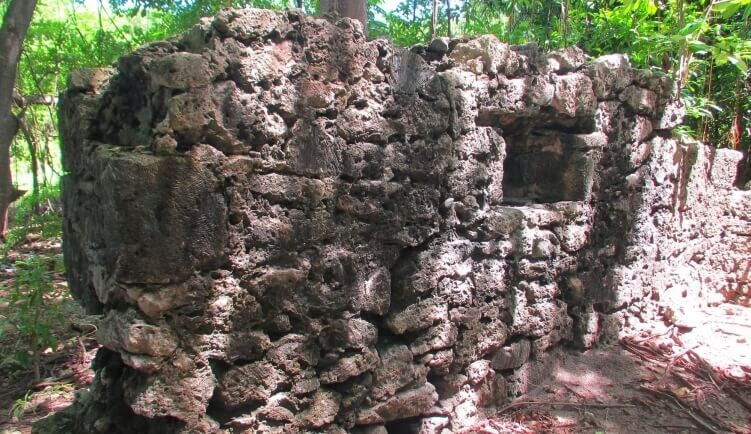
713,50 -> 729,65
688,40 -> 712,53
727,55 -> 749,72
714,0 -> 751,18
678,20 -> 704,36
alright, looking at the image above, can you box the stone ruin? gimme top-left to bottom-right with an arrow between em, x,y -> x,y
42,7 -> 750,434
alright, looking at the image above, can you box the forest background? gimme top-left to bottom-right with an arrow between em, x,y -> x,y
0,0 -> 749,401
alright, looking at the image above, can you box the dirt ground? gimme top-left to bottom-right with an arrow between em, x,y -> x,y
0,239 -> 749,434
470,306 -> 751,434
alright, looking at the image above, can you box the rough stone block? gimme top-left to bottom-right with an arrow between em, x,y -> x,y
710,148 -> 744,188
216,362 -> 287,410
586,54 -> 632,99
491,339 -> 532,371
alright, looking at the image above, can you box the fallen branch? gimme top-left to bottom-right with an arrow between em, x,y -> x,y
665,344 -> 700,378
563,384 -> 589,400
630,326 -> 674,344
726,388 -> 751,413
656,424 -> 704,430
31,380 -> 74,390
497,400 -> 636,414
686,350 -> 723,390
640,386 -> 722,434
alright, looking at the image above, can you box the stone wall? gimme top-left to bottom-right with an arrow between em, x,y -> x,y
47,8 -> 749,434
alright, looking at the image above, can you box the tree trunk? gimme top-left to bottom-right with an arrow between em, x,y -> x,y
319,0 -> 368,34
19,119 -> 38,197
0,0 -> 37,239
560,0 -> 568,46
729,78 -> 742,150
431,0 -> 437,38
675,0 -> 689,90
445,0 -> 451,38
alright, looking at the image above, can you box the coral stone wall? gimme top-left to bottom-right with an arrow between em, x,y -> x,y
50,8 -> 749,434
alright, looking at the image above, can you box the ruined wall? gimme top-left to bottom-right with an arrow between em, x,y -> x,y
47,8 -> 749,434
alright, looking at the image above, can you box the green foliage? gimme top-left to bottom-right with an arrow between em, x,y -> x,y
9,390 -> 33,420
11,1 -> 175,194
370,0 -> 431,45
108,0 -> 300,34
2,255 -> 66,380
714,0 -> 751,18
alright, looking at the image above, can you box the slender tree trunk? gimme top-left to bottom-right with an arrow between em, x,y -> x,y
431,0 -> 438,38
701,61 -> 714,143
729,78 -> 742,150
0,0 -> 37,239
445,0 -> 451,38
508,9 -> 515,38
19,119 -> 38,197
319,0 -> 368,34
560,0 -> 568,47
678,0 -> 715,93
676,0 -> 689,90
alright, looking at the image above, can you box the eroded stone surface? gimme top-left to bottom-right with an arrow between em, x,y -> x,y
48,7 -> 750,434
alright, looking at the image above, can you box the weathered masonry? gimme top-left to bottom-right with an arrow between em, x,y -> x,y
46,8 -> 750,434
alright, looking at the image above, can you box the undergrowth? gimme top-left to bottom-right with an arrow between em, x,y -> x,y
1,185 -> 62,259
1,184 -> 67,381
2,255 -> 66,381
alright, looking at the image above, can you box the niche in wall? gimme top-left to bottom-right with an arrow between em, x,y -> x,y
502,132 -> 595,205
